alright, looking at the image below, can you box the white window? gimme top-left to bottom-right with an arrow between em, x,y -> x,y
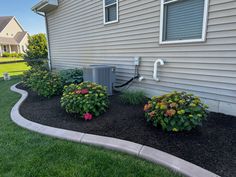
159,0 -> 209,44
103,0 -> 119,24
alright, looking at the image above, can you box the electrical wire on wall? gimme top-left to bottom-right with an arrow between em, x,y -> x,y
113,64 -> 140,92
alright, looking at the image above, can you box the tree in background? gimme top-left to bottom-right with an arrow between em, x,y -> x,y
24,33 -> 48,68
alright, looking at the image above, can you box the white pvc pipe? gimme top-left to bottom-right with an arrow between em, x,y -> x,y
153,59 -> 164,82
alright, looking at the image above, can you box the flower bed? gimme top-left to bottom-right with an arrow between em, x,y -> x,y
17,83 -> 236,177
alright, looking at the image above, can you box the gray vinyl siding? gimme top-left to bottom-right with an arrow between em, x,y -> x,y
46,0 -> 236,114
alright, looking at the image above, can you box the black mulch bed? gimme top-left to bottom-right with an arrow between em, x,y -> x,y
17,84 -> 236,177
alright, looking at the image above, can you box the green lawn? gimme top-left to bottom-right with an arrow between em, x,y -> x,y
0,57 -> 24,63
0,62 -> 30,77
0,78 -> 181,177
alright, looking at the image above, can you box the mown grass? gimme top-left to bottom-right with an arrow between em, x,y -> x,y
0,57 -> 23,62
0,78 -> 181,177
0,62 -> 29,77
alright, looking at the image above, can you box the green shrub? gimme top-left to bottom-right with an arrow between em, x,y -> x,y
120,90 -> 146,105
2,52 -> 10,57
17,53 -> 24,58
61,82 -> 109,119
144,91 -> 208,132
59,68 -> 83,85
22,68 -> 37,86
9,53 -> 18,58
22,65 -> 47,86
2,52 -> 24,58
24,33 -> 48,67
26,69 -> 62,97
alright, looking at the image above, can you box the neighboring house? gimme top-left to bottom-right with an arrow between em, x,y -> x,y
0,16 -> 29,56
32,0 -> 236,116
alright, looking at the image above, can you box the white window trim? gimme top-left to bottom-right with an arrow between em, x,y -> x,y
159,0 -> 209,44
103,0 -> 119,25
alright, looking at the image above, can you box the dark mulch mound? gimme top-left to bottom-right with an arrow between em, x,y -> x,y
17,84 -> 236,177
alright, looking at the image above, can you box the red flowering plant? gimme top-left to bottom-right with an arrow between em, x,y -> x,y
60,82 -> 109,119
83,113 -> 93,120
144,91 -> 208,132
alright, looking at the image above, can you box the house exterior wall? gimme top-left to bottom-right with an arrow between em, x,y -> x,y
0,45 -> 19,56
46,0 -> 236,116
0,45 -> 10,53
0,45 -> 4,54
0,18 -> 23,37
10,45 -> 18,53
19,34 -> 29,53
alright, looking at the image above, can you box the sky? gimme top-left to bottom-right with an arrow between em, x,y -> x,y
0,0 -> 46,35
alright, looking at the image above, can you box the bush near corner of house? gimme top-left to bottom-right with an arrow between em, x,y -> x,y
60,82 -> 109,120
22,68 -> 36,86
144,91 -> 208,132
17,53 -> 24,58
9,53 -> 18,58
23,67 -> 63,98
2,52 -> 23,58
2,52 -> 10,57
22,65 -> 47,86
119,90 -> 146,105
59,68 -> 83,85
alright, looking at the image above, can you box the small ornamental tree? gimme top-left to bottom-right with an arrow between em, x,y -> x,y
24,33 -> 48,67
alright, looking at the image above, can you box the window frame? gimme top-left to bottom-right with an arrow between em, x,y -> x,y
103,0 -> 119,25
159,0 -> 209,44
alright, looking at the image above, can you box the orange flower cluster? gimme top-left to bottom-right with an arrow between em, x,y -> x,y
144,103 -> 152,112
148,111 -> 155,118
165,109 -> 176,117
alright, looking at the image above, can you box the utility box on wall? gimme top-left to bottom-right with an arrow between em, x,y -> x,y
83,65 -> 116,95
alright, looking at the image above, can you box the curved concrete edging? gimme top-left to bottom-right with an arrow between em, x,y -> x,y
10,83 -> 219,177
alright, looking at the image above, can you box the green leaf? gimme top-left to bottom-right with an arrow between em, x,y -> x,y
170,120 -> 175,126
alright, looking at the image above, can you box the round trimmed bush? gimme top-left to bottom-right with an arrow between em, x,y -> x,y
60,82 -> 109,119
22,65 -> 47,86
144,91 -> 208,132
26,69 -> 63,97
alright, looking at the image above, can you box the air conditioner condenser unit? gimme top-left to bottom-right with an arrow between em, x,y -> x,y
83,65 -> 116,95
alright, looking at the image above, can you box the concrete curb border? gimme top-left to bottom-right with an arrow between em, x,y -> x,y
10,83 -> 219,177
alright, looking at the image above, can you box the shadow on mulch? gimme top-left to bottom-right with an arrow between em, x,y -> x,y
17,84 -> 236,177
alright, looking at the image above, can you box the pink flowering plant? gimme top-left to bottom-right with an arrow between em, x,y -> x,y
60,82 -> 109,119
83,113 -> 93,120
144,91 -> 208,132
